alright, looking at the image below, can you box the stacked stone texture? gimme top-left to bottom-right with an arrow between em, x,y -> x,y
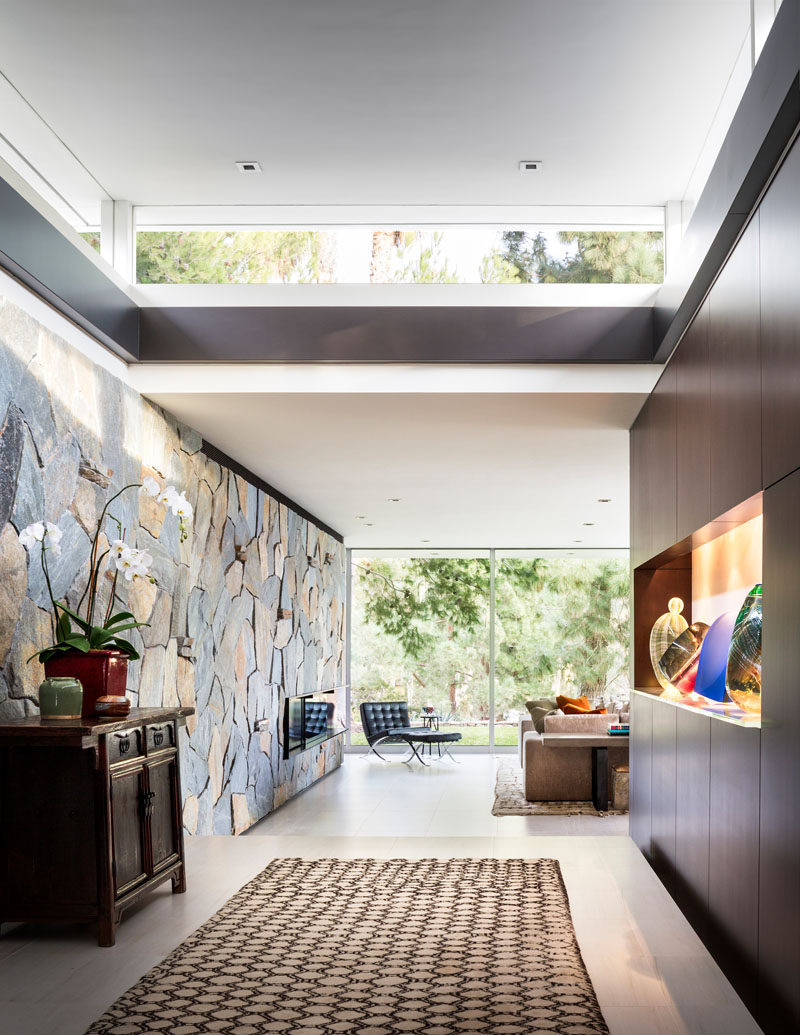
0,293 -> 345,835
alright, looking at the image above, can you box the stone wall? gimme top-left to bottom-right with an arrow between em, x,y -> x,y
0,289 -> 346,835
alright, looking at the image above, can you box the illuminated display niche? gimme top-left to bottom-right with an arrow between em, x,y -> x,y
638,508 -> 762,727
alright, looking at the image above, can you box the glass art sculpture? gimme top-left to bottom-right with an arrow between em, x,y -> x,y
726,584 -> 762,713
658,622 -> 709,696
693,610 -> 737,703
649,597 -> 689,691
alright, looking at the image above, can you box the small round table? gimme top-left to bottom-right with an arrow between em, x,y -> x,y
417,712 -> 441,731
389,727 -> 462,765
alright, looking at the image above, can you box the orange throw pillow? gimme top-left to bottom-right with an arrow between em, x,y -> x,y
556,694 -> 591,713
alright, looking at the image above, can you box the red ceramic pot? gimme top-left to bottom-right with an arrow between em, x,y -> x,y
44,650 -> 129,718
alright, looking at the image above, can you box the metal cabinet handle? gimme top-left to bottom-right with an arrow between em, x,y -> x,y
115,733 -> 131,756
140,789 -> 157,819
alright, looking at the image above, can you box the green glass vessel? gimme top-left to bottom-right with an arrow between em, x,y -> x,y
38,676 -> 83,720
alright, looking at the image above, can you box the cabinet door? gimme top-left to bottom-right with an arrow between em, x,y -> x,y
630,365 -> 677,567
110,767 -> 148,897
707,217 -> 761,519
759,470 -> 800,1032
147,756 -> 179,873
675,303 -> 711,540
760,137 -> 800,489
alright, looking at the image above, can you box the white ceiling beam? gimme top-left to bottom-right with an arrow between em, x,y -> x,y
128,362 -> 663,397
133,204 -> 665,231
131,282 -> 659,309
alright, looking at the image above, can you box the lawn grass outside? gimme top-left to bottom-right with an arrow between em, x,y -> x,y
349,723 -> 519,748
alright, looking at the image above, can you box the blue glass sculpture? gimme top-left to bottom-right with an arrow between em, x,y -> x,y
694,610 -> 737,703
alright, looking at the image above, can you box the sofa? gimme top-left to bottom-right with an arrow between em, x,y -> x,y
518,711 -> 629,802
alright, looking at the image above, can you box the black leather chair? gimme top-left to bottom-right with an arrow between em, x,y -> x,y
359,701 -> 427,760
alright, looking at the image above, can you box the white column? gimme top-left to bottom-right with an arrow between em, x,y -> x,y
752,0 -> 780,68
664,201 -> 684,279
100,199 -> 134,282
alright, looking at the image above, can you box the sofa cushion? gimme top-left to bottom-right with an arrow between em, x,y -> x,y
525,697 -> 557,718
543,712 -> 618,734
526,704 -> 561,734
563,704 -> 607,715
556,694 -> 591,713
525,698 -> 558,733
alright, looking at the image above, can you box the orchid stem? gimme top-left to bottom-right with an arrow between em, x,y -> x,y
76,482 -> 141,619
39,540 -> 57,643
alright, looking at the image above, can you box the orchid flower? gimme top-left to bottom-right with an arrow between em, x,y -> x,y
19,522 -> 45,549
45,522 -> 63,558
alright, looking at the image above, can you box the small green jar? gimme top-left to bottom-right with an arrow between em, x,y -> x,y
38,676 -> 83,720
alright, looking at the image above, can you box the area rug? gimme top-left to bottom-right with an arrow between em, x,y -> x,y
85,857 -> 608,1034
493,758 -> 628,817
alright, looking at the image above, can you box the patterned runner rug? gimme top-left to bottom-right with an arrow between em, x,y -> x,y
86,857 -> 608,1034
493,758 -> 628,816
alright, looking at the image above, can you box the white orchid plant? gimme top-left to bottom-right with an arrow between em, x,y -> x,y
21,477 -> 193,665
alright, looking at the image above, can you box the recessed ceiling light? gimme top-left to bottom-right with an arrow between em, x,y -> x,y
597,498 -> 612,503
387,498 -> 401,503
421,539 -> 431,543
430,551 -> 440,556
573,540 -> 583,543
582,522 -> 595,526
356,515 -> 366,519
518,159 -> 543,172
365,523 -> 374,527
235,160 -> 262,174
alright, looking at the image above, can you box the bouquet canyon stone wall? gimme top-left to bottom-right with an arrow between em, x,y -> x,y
0,291 -> 346,835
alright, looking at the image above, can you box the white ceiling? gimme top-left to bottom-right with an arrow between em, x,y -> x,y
0,1 -> 750,219
133,365 -> 659,547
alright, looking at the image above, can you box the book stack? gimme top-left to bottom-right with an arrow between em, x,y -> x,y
607,723 -> 630,737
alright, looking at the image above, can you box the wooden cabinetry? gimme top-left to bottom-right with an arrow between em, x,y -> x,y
630,364 -> 677,567
675,302 -> 711,540
0,707 -> 192,946
707,217 -> 762,518
758,470 -> 800,1030
760,139 -> 800,489
630,695 -> 761,1014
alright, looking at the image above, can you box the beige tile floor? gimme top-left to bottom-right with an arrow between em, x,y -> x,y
0,754 -> 762,1035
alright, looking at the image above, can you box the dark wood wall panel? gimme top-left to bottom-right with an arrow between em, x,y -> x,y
650,703 -> 677,887
760,139 -> 800,490
629,692 -> 653,856
675,304 -> 711,540
673,709 -> 711,939
707,217 -> 762,519
630,81 -> 800,1035
630,365 -> 677,567
758,470 -> 800,1033
708,721 -> 761,1014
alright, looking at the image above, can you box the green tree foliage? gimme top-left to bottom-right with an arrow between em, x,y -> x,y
483,230 -> 664,284
394,231 -> 459,283
352,556 -> 630,729
79,231 -> 101,253
358,558 -> 489,658
136,230 -> 324,284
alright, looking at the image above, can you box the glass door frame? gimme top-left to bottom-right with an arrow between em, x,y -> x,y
344,545 -> 629,754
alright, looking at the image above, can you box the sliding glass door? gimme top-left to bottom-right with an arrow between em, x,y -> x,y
493,551 -> 632,743
348,548 -> 630,751
349,551 -> 490,747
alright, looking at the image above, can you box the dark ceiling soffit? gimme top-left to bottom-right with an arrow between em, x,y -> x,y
0,177 -> 139,361
201,440 -> 344,544
139,305 -> 654,363
653,0 -> 800,363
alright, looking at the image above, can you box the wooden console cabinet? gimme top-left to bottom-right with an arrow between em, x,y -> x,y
0,707 -> 193,946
